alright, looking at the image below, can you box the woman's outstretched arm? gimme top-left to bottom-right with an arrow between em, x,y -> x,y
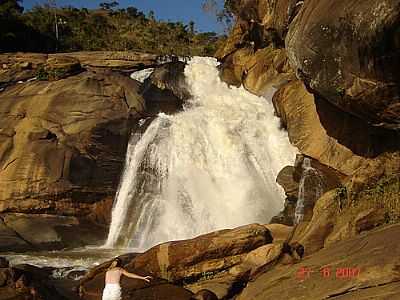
121,269 -> 152,282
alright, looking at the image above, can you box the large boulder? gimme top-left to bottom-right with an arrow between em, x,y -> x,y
0,70 -> 144,223
127,224 -> 272,283
286,0 -> 400,129
80,224 -> 274,299
0,259 -> 66,300
272,80 -> 400,175
141,61 -> 190,114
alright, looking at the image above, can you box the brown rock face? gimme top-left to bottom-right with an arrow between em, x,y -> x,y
0,70 -> 144,220
128,224 -> 272,283
237,224 -> 400,300
272,80 -> 400,175
273,155 -> 344,225
294,152 -> 400,255
286,0 -> 400,129
80,224 -> 274,299
216,0 -> 299,95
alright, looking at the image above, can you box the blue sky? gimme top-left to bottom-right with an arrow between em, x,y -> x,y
22,0 -> 224,33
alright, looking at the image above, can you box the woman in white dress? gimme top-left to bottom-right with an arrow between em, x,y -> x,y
102,258 -> 152,300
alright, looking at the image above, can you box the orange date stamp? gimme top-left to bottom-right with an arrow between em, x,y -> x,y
296,266 -> 360,281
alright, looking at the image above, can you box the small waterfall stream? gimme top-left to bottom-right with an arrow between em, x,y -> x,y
105,57 -> 298,251
294,158 -> 325,224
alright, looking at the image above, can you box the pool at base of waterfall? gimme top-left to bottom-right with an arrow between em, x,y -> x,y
1,247 -> 136,280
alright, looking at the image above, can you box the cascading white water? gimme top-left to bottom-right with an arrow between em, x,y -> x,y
294,158 -> 325,224
130,68 -> 154,83
105,57 -> 298,250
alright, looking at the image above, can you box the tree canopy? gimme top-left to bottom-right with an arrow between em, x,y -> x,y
0,1 -> 224,56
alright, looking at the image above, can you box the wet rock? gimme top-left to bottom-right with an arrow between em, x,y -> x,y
0,261 -> 66,300
273,155 -> 344,225
286,0 -> 400,129
0,213 -> 107,251
141,61 -> 190,114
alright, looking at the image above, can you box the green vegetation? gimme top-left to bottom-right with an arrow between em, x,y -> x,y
36,66 -> 74,81
360,176 -> 400,223
0,0 -> 224,56
36,66 -> 50,81
335,86 -> 345,96
202,0 -> 235,32
338,176 -> 400,225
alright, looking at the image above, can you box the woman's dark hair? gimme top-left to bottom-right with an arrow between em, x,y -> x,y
108,258 -> 122,270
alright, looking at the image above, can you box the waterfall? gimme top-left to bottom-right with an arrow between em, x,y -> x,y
294,158 -> 325,224
105,57 -> 298,250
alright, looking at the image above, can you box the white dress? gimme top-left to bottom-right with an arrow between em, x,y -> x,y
102,283 -> 122,300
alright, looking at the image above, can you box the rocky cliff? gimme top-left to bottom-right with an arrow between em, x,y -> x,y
0,52 -> 187,251
212,0 -> 400,298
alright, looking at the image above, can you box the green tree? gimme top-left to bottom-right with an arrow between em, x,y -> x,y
126,6 -> 138,18
0,0 -> 23,17
99,1 -> 119,10
189,21 -> 195,35
202,0 -> 235,32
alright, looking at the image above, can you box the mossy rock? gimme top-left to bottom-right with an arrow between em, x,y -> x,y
39,55 -> 83,81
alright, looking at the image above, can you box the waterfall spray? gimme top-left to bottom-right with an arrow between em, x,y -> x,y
105,57 -> 298,251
